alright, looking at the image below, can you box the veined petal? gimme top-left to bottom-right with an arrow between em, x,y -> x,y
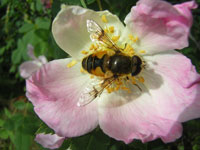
98,90 -> 182,143
26,58 -> 98,137
19,61 -> 42,79
35,133 -> 65,149
52,5 -> 124,59
124,0 -> 196,54
143,51 -> 200,122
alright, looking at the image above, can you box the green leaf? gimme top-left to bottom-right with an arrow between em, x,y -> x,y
87,129 -> 110,150
36,122 -> 55,135
36,0 -> 43,12
4,108 -> 12,118
34,29 -> 50,41
11,49 -> 22,64
14,127 -> 32,150
0,119 -> 4,127
70,134 -> 91,150
0,47 -> 6,55
13,101 -> 26,110
18,23 -> 34,33
86,0 -> 95,5
0,129 -> 9,139
35,18 -> 51,30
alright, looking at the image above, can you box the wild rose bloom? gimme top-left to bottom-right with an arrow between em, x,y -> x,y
26,0 -> 200,145
19,44 -> 47,79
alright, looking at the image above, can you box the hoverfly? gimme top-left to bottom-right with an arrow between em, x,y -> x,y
78,20 -> 143,106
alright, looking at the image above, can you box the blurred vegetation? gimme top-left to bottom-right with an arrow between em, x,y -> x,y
0,0 -> 200,149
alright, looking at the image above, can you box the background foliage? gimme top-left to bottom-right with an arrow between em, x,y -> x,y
0,0 -> 200,149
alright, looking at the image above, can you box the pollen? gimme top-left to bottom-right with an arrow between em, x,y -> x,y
129,34 -> 138,43
139,50 -> 146,54
101,15 -> 108,23
106,87 -> 114,93
90,75 -> 94,79
104,28 -> 109,33
67,60 -> 77,68
81,50 -> 88,55
124,44 -> 135,55
111,35 -> 120,42
138,76 -> 145,83
108,26 -> 114,33
80,68 -> 85,73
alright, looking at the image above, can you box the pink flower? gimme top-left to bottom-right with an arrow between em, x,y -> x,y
19,44 -> 47,79
26,0 -> 200,145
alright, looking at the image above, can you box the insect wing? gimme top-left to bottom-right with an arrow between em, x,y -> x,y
86,19 -> 120,51
77,85 -> 98,107
86,19 -> 103,42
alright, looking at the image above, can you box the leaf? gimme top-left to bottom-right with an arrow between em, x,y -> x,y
4,108 -> 12,118
34,29 -> 50,41
0,129 -> 9,140
13,127 -> 32,150
36,121 -> 55,135
13,101 -> 26,110
0,118 -> 4,127
18,23 -> 35,33
35,17 -> 51,30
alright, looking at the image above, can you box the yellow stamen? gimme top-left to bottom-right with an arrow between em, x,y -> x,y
133,36 -> 138,42
129,34 -> 138,43
104,28 -> 109,33
90,44 -> 95,50
80,68 -> 85,73
129,34 -> 134,41
81,50 -> 88,55
109,26 -> 114,33
111,35 -> 120,42
124,44 -> 135,55
139,50 -> 146,54
106,87 -> 114,93
67,60 -> 77,68
90,75 -> 94,79
138,76 -> 145,83
101,15 -> 108,23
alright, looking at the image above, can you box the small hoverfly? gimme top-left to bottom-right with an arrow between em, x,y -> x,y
78,20 -> 143,106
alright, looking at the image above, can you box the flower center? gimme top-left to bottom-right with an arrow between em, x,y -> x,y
76,15 -> 146,94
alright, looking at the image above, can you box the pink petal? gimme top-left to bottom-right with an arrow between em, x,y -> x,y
19,61 -> 42,79
98,91 -> 182,143
26,58 -> 98,137
125,0 -> 197,54
35,133 -> 65,149
99,51 -> 200,143
52,5 -> 124,59
143,51 -> 200,122
27,44 -> 37,60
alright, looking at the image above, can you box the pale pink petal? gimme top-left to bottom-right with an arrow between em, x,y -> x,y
35,133 -> 65,149
19,61 -> 42,79
38,55 -> 48,64
124,0 -> 197,54
98,90 -> 182,143
27,44 -> 37,60
52,5 -> 124,59
174,1 -> 198,26
99,50 -> 200,143
26,58 -> 98,137
143,51 -> 200,122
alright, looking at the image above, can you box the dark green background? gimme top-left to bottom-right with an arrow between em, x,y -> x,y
0,0 -> 200,149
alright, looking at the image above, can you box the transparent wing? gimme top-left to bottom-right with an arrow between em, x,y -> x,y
86,19 -> 120,51
77,77 -> 116,107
